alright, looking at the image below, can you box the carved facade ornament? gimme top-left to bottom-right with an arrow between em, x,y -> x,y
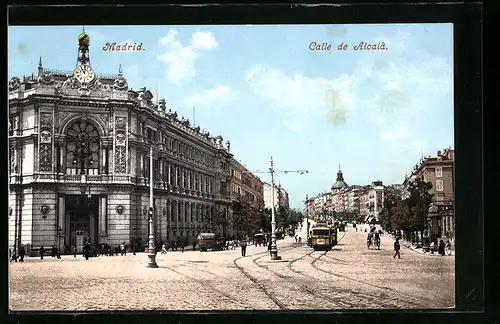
158,99 -> 167,111
9,77 -> 21,92
115,117 -> 126,129
40,113 -> 53,126
137,87 -> 154,107
78,84 -> 91,96
114,116 -> 127,174
113,74 -> 128,90
167,109 -> 177,120
40,130 -> 52,143
61,76 -> 78,89
38,73 -> 55,85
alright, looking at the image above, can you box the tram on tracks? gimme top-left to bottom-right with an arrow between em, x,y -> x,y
310,223 -> 338,251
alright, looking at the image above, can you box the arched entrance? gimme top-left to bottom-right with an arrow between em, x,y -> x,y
63,119 -> 102,253
66,195 -> 99,253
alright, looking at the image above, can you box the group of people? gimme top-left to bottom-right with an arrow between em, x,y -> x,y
430,239 -> 452,256
294,235 -> 302,243
238,237 -> 275,257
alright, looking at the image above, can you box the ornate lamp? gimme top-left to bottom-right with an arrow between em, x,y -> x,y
425,203 -> 439,252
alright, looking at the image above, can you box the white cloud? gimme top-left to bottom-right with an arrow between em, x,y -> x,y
183,85 -> 236,108
191,31 -> 218,50
86,29 -> 106,43
157,29 -> 218,84
244,28 -> 453,154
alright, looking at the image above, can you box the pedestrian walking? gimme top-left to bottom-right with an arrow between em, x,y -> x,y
295,235 -> 298,243
161,243 -> 168,254
192,240 -> 197,251
438,239 -> 446,256
19,245 -> 26,262
74,246 -> 77,258
180,241 -> 185,253
39,245 -> 45,260
120,242 -> 125,256
240,237 -> 247,257
51,245 -> 57,258
430,241 -> 436,254
84,243 -> 90,260
268,240 -> 272,256
10,247 -> 18,263
445,240 -> 452,255
393,238 -> 401,259
298,236 -> 302,243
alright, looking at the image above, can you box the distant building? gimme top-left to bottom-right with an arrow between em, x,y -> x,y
229,159 -> 264,210
330,166 -> 349,211
263,183 -> 289,210
404,148 -> 455,241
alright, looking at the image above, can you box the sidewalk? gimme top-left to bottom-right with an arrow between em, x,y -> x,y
385,235 -> 455,257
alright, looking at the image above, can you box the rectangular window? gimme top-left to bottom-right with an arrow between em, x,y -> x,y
435,179 -> 444,192
435,167 -> 443,178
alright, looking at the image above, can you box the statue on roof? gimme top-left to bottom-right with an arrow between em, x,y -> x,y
9,77 -> 21,92
158,99 -> 166,110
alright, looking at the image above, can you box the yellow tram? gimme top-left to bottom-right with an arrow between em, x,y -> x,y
310,223 -> 338,251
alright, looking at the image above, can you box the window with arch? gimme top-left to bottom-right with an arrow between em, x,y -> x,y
65,120 -> 100,175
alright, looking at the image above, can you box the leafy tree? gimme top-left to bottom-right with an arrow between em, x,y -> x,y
202,208 -> 227,235
288,209 -> 305,229
379,186 -> 404,231
389,176 -> 433,242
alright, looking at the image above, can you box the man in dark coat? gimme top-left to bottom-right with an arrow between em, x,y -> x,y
19,245 -> 26,262
438,239 -> 446,256
240,237 -> 247,257
393,238 -> 401,259
39,245 -> 45,260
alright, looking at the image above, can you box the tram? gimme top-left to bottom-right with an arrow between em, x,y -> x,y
310,223 -> 338,251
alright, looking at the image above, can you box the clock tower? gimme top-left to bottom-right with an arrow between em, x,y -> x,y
72,28 -> 96,95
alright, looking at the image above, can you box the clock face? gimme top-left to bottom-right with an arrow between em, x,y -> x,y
74,65 -> 95,84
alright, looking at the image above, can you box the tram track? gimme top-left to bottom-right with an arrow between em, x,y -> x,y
309,235 -> 449,308
251,247 -> 347,309
284,232 -> 418,308
282,233 -> 382,309
232,244 -> 301,310
163,265 -> 256,310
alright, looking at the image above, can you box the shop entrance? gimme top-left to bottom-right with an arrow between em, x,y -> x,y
65,195 -> 99,253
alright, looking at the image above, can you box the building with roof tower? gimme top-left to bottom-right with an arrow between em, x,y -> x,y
8,30 -> 233,256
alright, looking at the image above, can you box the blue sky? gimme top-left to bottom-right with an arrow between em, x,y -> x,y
8,24 -> 454,209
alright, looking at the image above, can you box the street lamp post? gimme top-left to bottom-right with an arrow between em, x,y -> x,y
305,194 -> 310,241
147,146 -> 158,268
132,225 -> 137,255
269,156 -> 281,261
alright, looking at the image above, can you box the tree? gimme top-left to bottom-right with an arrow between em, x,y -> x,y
231,196 -> 253,238
379,186 -> 404,231
288,209 -> 305,229
389,176 -> 433,243
202,208 -> 227,235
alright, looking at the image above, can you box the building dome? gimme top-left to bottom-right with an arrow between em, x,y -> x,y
331,166 -> 349,190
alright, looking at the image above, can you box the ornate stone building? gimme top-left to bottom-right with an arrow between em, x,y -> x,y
8,32 -> 232,256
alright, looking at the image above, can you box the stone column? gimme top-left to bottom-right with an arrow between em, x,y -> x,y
58,138 -> 65,174
99,195 -> 107,239
167,164 -> 171,186
57,195 -> 65,251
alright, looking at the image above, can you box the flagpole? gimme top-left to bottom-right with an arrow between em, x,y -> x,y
147,146 -> 158,268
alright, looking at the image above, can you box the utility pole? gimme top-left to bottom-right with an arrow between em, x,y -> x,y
253,157 -> 309,261
305,194 -> 310,241
147,146 -> 158,268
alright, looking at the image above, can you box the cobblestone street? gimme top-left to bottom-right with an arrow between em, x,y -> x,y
9,230 -> 455,311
